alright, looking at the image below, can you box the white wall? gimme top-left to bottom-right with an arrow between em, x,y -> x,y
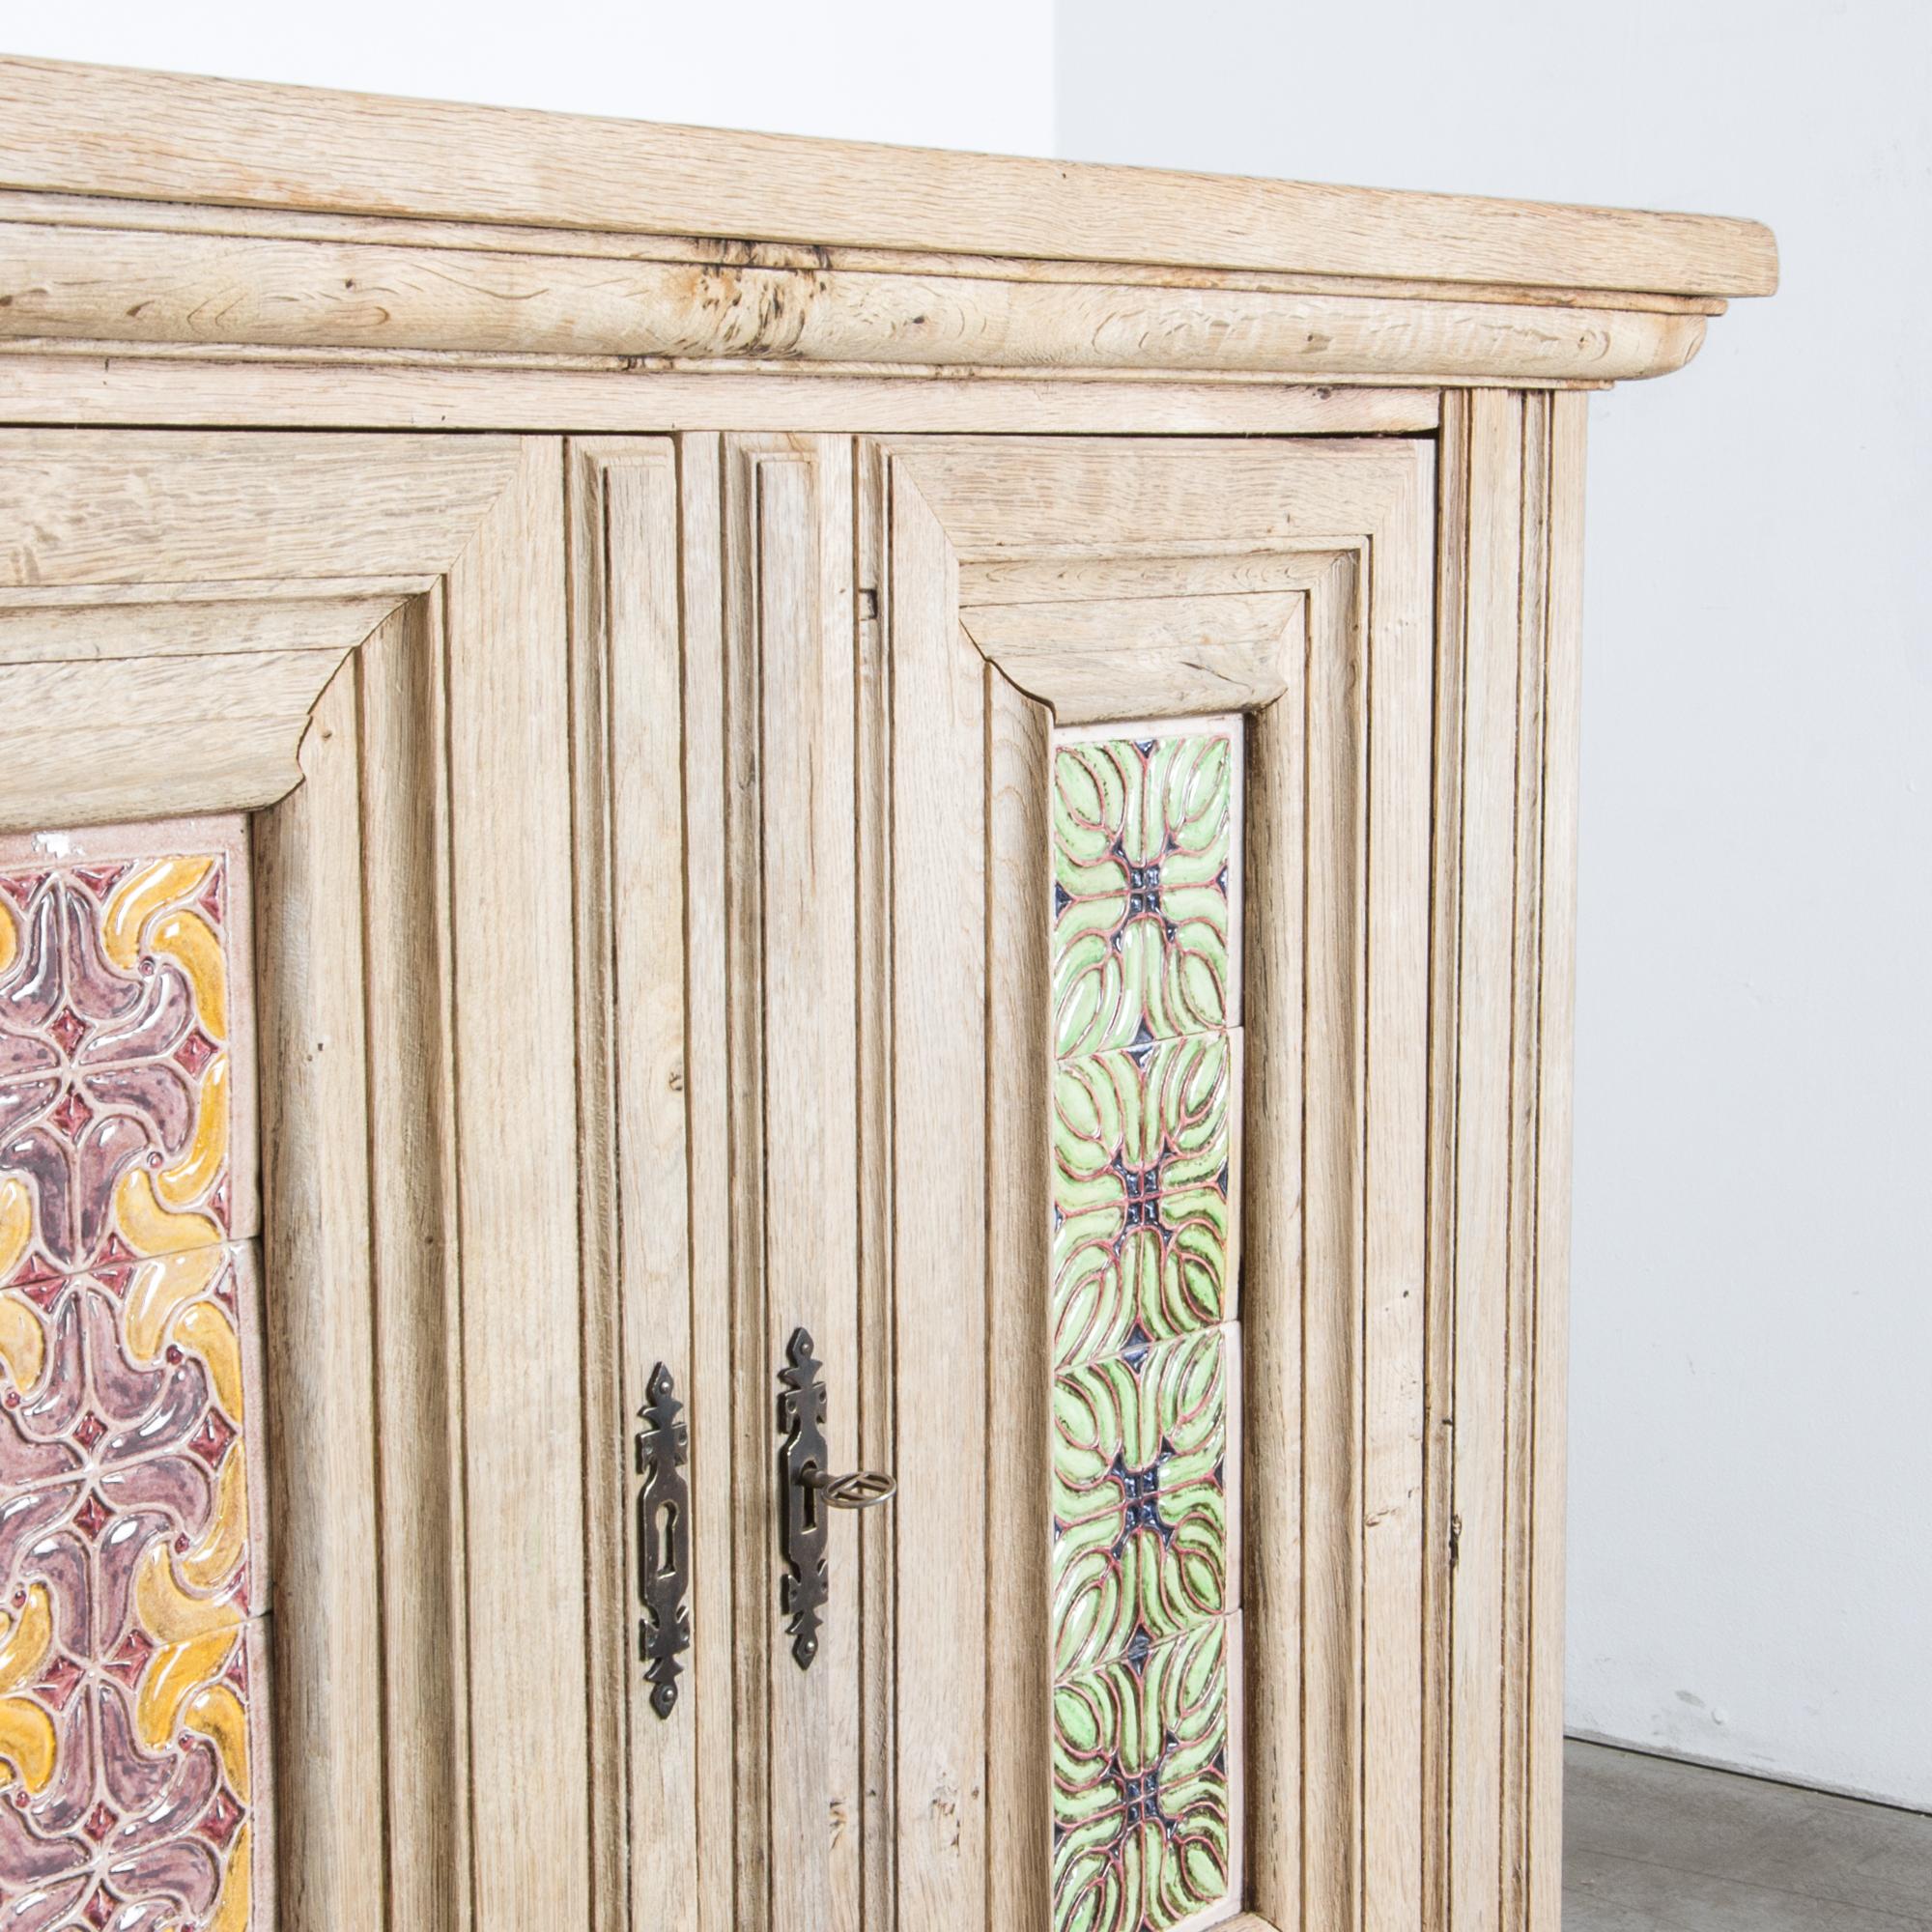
1059,0 -> 1932,1810
0,1 -> 1056,153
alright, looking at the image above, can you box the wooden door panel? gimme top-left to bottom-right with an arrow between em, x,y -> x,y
874,437 -> 1436,1932
1,431 -> 585,1932
577,434 -> 863,1932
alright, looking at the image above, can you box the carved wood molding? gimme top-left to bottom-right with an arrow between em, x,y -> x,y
0,58 -> 1776,389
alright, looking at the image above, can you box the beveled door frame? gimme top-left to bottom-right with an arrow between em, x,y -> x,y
0,430 -> 587,1932
871,436 -> 1435,1932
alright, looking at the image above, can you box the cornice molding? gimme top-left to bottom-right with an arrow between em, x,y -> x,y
0,57 -> 1778,389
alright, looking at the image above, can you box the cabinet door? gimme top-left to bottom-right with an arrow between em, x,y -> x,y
0,431 -> 586,1932
871,438 -> 1435,1932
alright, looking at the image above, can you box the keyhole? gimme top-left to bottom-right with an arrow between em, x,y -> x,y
802,1463 -> 821,1533
653,1499 -> 679,1578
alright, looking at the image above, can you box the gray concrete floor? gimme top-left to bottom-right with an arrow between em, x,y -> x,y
1566,1740 -> 1932,1929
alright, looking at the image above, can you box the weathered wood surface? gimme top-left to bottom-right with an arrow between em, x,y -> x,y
0,217 -> 1709,384
0,56 -> 1776,296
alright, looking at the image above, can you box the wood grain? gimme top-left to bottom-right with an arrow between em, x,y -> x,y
0,590 -> 408,663
1242,611 -> 1308,1928
355,594 -> 472,1932
673,434 -> 736,1932
0,430 -> 522,584
0,218 -> 1710,384
752,440 -> 859,1932
252,659 -> 387,1932
887,465 -> 989,1926
1429,390 -> 1587,1932
1500,397 -> 1553,1932
962,590 -> 1304,721
564,439 -> 738,1932
853,438 -> 898,1932
721,430 -> 773,1932
0,184 -> 1735,315
984,666 -> 1054,1930
888,437 -> 1440,559
1447,389 -> 1527,1932
1302,552 -> 1368,1932
1358,442 -> 1435,1932
0,56 -> 1777,295
567,440 -> 695,1932
1528,394 -> 1588,1932
0,352 -> 1446,433
438,440 -> 587,1927
0,647 -> 348,830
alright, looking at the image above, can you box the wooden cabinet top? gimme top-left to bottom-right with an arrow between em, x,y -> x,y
0,56 -> 1776,390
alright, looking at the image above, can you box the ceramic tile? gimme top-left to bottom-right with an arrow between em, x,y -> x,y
1052,731 -> 1236,1057
0,819 -> 257,1285
0,1608 -> 270,1929
1052,1329 -> 1237,1680
1052,1616 -> 1240,1932
1052,1035 -> 1236,1370
0,1242 -> 266,1626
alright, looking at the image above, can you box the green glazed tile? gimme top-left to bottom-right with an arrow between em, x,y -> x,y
1052,1035 -> 1234,1369
1053,732 -> 1235,1056
1051,1618 -> 1236,1932
1052,1330 -> 1230,1678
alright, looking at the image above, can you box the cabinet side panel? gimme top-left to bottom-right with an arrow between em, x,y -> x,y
1435,391 -> 1580,1932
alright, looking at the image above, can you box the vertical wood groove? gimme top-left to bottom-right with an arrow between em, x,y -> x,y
565,441 -> 623,1932
722,431 -> 770,1931
855,437 -> 899,1932
1423,390 -> 1471,1932
680,430 -> 735,1932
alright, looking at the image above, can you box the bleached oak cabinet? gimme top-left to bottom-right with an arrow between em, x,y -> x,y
0,56 -> 1774,1932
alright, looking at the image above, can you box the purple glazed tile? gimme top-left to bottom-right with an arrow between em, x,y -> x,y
0,1246 -> 267,1630
0,819 -> 258,1287
0,1612 -> 271,1928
